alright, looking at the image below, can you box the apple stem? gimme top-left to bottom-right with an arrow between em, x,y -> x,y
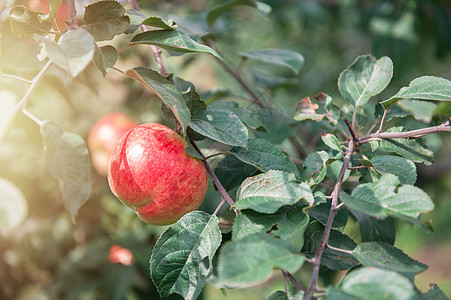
212,198 -> 226,216
190,140 -> 238,214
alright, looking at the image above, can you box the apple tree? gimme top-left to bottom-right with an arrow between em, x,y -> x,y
1,0 -> 450,299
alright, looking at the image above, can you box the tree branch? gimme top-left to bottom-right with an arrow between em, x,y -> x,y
304,140 -> 355,300
282,270 -> 306,292
359,121 -> 451,144
66,0 -> 77,30
128,0 -> 167,77
190,140 -> 238,214
205,40 -> 265,108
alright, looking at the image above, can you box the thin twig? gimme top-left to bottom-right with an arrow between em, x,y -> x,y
204,152 -> 231,160
190,140 -> 238,214
0,73 -> 32,84
344,119 -> 358,141
376,104 -> 392,134
282,271 -> 306,292
205,40 -> 265,108
325,244 -> 354,255
304,140 -> 355,300
212,198 -> 226,216
359,121 -> 451,144
128,0 -> 167,77
66,0 -> 77,30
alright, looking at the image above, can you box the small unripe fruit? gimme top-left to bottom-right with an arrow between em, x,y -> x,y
108,123 -> 208,225
88,112 -> 138,176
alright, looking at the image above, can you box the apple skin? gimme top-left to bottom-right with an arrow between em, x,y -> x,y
108,123 -> 208,225
88,113 -> 139,176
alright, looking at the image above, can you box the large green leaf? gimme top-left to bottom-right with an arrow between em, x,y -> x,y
338,55 -> 393,106
379,127 -> 434,165
206,0 -> 257,27
300,151 -> 331,187
9,5 -> 52,38
0,178 -> 28,236
370,155 -> 417,185
93,45 -> 118,76
142,16 -> 177,30
40,121 -> 91,220
232,203 -> 309,240
189,108 -> 248,147
150,211 -> 221,299
126,67 -> 190,135
353,242 -> 427,281
303,223 -> 358,270
235,170 -> 314,213
240,48 -> 304,77
129,30 -> 221,58
340,174 -> 434,224
38,28 -> 95,77
215,155 -> 258,191
217,233 -> 305,288
230,139 -> 300,177
381,76 -> 451,108
418,284 -> 448,300
84,0 -> 130,41
339,267 -> 416,300
309,200 -> 348,229
209,101 -> 266,132
351,210 -> 396,245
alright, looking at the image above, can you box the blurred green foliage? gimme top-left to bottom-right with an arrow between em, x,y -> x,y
0,0 -> 450,299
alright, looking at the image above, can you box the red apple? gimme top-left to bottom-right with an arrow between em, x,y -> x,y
88,112 -> 139,176
108,123 -> 208,225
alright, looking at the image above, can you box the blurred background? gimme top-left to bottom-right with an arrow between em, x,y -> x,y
0,0 -> 450,299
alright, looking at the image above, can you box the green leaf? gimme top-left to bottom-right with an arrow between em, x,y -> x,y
381,76 -> 451,109
142,16 -> 177,30
84,0 -> 130,41
353,242 -> 428,281
321,133 -> 342,152
217,233 -> 305,288
40,121 -> 91,220
171,76 -> 206,116
325,288 -> 361,300
232,203 -> 309,240
370,155 -> 417,185
300,151 -> 330,187
189,108 -> 248,147
338,55 -> 393,106
268,290 -> 304,300
379,127 -> 434,165
340,174 -> 434,224
293,97 -> 327,122
207,0 -> 257,27
93,45 -> 118,76
418,284 -> 448,300
309,200 -> 348,229
9,5 -> 53,38
150,211 -> 221,299
215,155 -> 258,191
240,48 -> 304,77
126,67 -> 190,135
235,170 -> 314,213
397,99 -> 437,123
339,267 -> 416,300
38,28 -> 95,77
303,223 -> 358,270
129,30 -> 221,58
37,0 -> 62,23
124,9 -> 148,26
0,178 -> 28,236
351,210 -> 396,245
230,139 -> 300,178
209,101 -> 266,132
